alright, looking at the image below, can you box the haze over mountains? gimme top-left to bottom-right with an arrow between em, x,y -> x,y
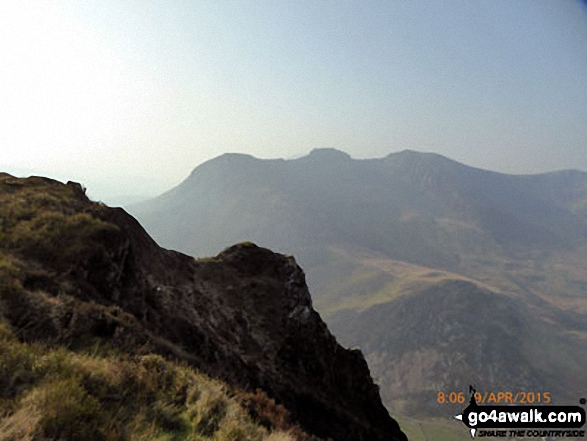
133,148 -> 587,253
131,149 -> 587,417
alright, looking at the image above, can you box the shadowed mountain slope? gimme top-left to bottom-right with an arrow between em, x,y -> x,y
328,277 -> 587,415
129,150 -> 587,419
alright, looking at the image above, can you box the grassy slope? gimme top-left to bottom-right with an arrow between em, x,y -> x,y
306,246 -> 506,315
307,244 -> 587,318
0,322 -> 298,441
0,174 -> 309,441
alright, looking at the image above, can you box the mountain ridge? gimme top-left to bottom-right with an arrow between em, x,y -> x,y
131,149 -> 587,265
129,149 -> 587,420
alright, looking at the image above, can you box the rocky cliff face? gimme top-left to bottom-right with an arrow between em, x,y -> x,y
0,174 -> 406,441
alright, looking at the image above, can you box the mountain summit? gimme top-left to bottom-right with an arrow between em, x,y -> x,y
303,148 -> 353,161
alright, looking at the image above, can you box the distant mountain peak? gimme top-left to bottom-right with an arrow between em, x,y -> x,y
305,148 -> 352,161
386,149 -> 457,164
186,152 -> 260,179
214,152 -> 258,162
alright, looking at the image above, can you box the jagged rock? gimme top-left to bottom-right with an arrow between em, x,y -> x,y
0,174 -> 407,441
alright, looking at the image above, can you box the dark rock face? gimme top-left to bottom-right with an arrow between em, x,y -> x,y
1,175 -> 406,441
196,243 -> 406,441
102,219 -> 407,441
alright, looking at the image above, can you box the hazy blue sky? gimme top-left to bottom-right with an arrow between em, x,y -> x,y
1,0 -> 586,203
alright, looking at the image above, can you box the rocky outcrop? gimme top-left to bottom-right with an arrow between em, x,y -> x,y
0,174 -> 406,441
102,212 -> 407,441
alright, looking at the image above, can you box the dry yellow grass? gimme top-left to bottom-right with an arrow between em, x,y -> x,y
0,322 -> 309,440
